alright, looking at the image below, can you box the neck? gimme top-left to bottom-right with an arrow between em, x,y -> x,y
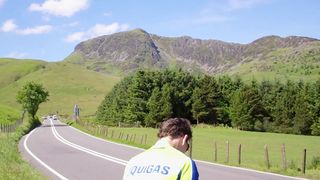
161,136 -> 183,152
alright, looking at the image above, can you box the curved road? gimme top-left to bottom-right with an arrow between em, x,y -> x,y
19,119 -> 306,180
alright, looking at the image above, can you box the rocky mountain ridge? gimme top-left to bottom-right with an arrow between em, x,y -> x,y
65,29 -> 320,75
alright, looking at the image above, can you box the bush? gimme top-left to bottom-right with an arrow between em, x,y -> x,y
309,156 -> 320,170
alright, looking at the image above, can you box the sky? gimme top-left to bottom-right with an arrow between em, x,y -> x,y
0,0 -> 320,61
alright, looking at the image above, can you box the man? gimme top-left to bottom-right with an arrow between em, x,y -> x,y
123,118 -> 199,180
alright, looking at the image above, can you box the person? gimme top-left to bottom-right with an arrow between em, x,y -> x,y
123,118 -> 199,180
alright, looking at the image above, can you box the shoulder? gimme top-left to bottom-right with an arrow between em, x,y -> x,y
179,159 -> 199,180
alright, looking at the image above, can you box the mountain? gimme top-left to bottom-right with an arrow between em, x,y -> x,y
65,29 -> 320,80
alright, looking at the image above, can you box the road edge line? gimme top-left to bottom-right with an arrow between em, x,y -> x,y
67,121 -> 308,180
50,120 -> 127,165
195,159 -> 307,180
24,127 -> 68,180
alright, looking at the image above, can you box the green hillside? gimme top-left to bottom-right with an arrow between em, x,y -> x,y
0,103 -> 20,124
0,58 -> 46,89
0,59 -> 121,117
227,41 -> 320,82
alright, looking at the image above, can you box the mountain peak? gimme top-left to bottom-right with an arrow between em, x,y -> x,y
65,30 -> 320,75
130,28 -> 148,34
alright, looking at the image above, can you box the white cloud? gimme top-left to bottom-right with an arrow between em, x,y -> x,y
88,23 -> 129,38
65,32 -> 85,42
16,25 -> 52,35
5,52 -> 28,59
65,22 -> 130,43
1,19 -> 17,32
29,0 -> 89,17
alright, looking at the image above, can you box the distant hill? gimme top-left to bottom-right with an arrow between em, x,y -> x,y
0,58 -> 120,116
65,29 -> 320,81
1,30 -> 320,117
0,58 -> 46,89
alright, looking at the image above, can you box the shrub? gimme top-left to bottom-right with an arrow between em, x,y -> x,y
309,156 -> 320,170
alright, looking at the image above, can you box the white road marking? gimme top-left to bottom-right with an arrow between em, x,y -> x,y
195,160 -> 307,180
24,128 -> 68,180
50,119 -> 128,165
25,119 -> 307,180
68,121 -> 306,180
67,121 -> 306,180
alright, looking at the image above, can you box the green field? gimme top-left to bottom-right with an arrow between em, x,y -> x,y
0,115 -> 45,180
72,121 -> 320,179
0,103 -> 21,125
0,58 -> 121,117
0,134 -> 45,179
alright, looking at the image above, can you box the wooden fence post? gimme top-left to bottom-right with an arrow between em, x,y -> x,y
133,134 -> 136,143
281,144 -> 287,171
144,134 -> 147,145
214,141 -> 217,162
226,141 -> 229,163
238,144 -> 242,166
264,144 -> 270,169
302,148 -> 307,174
140,135 -> 144,144
104,127 -> 108,137
111,130 -> 114,138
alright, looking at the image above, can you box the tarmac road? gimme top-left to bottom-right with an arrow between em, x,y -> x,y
19,119 -> 306,180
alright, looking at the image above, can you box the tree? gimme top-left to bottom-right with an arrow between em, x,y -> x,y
146,84 -> 173,127
229,85 -> 267,131
191,87 -> 209,125
17,82 -> 49,120
191,75 -> 221,124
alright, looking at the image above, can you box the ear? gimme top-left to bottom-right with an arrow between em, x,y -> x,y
182,134 -> 189,146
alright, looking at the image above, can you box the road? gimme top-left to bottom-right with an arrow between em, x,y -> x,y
19,119 -> 306,180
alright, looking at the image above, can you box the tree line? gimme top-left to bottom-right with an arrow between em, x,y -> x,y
97,69 -> 320,135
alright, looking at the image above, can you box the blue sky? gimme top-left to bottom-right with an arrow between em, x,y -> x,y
1,0 -> 320,61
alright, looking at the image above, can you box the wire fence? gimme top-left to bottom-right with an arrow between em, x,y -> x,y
0,119 -> 24,133
0,111 -> 25,133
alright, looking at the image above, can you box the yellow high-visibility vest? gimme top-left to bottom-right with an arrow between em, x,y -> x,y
123,139 -> 199,180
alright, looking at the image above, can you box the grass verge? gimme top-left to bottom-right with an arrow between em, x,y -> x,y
68,119 -> 320,180
0,118 -> 45,180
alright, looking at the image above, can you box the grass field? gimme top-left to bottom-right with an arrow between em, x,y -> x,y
0,103 -> 21,125
0,105 -> 45,179
0,134 -> 45,179
71,121 -> 320,179
0,58 -> 46,89
0,60 -> 121,117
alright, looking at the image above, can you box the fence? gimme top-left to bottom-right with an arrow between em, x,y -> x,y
75,119 -> 315,174
0,111 -> 25,133
76,119 -> 148,146
211,141 -> 310,174
0,119 -> 23,133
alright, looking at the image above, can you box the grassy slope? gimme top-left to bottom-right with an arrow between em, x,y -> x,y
227,42 -> 320,82
0,58 -> 46,89
0,134 -> 45,179
0,60 -> 121,117
0,103 -> 20,124
0,105 -> 45,179
72,122 -> 320,179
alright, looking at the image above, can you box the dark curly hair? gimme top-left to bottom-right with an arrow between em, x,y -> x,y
157,118 -> 192,139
